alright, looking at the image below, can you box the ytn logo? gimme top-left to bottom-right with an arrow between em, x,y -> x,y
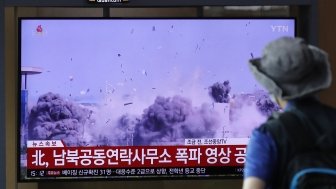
271,25 -> 289,32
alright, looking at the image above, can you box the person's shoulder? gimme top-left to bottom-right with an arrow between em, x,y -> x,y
294,99 -> 336,123
256,112 -> 283,133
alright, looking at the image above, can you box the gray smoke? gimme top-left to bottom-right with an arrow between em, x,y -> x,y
209,81 -> 231,103
112,114 -> 140,146
134,95 -> 220,145
256,95 -> 280,117
229,94 -> 253,122
228,90 -> 279,137
28,92 -> 93,146
183,103 -> 220,138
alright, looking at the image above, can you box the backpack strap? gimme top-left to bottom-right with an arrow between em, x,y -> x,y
290,167 -> 336,189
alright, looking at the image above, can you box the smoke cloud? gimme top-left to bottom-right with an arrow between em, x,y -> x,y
134,95 -> 220,145
209,81 -> 231,103
228,90 -> 280,137
28,92 -> 93,146
256,95 -> 280,116
110,114 -> 140,146
27,90 -> 277,146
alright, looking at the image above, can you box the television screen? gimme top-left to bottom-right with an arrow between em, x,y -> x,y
19,18 -> 295,181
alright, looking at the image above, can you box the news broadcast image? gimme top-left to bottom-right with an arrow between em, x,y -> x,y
19,19 -> 294,180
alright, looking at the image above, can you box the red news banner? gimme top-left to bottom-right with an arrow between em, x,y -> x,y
27,140 -> 247,169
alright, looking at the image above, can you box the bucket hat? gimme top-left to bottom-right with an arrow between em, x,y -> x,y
249,37 -> 332,100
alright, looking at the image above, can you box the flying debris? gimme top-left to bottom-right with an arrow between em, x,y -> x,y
142,69 -> 148,76
250,53 -> 254,59
69,76 -> 74,81
171,25 -> 174,29
100,89 -> 102,93
118,53 -> 121,57
152,87 -> 156,90
70,58 -> 72,61
86,88 -> 90,93
152,26 -> 156,31
195,44 -> 200,52
124,102 -> 133,106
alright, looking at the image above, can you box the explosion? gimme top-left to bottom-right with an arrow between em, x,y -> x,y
134,95 -> 220,145
28,92 -> 93,146
209,81 -> 231,103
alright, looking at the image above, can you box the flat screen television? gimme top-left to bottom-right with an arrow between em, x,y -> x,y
19,18 -> 295,181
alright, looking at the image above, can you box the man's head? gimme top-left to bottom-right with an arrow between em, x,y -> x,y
249,37 -> 332,102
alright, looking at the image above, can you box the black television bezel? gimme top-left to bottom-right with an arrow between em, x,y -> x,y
17,17 -> 296,182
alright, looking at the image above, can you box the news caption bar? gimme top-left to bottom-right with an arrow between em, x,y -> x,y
25,139 -> 248,178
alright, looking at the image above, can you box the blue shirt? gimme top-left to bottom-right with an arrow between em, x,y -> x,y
244,130 -> 278,186
244,102 -> 293,187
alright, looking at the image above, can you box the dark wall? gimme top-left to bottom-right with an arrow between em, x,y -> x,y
318,0 -> 336,107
